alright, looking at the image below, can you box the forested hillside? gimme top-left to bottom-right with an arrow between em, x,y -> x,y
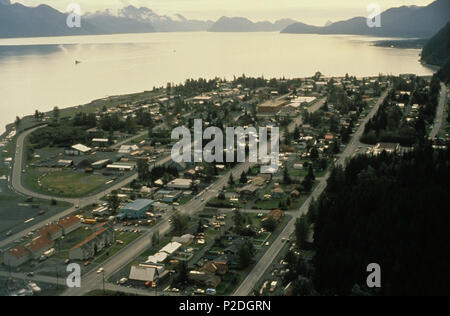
421,22 -> 450,67
311,144 -> 450,295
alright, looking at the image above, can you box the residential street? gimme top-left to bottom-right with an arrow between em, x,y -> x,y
0,126 -> 172,248
430,82 -> 448,139
232,88 -> 391,296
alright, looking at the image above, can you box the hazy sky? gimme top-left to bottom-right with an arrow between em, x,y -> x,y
13,0 -> 436,25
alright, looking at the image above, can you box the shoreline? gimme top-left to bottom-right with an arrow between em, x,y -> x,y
1,67 -> 440,139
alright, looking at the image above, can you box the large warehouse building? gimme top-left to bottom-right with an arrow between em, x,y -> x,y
119,199 -> 155,219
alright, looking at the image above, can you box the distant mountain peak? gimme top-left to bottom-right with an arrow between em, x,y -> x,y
209,16 -> 297,32
282,0 -> 450,38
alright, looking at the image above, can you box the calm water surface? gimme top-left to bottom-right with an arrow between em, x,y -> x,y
0,32 -> 434,133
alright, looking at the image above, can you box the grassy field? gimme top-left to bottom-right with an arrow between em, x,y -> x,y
25,169 -> 109,198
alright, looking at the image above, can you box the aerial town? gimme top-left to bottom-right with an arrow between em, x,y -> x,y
0,71 -> 448,296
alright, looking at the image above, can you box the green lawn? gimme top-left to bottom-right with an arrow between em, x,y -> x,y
216,273 -> 242,296
26,169 -> 109,198
179,195 -> 194,205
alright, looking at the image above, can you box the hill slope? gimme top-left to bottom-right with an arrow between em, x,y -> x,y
282,0 -> 450,38
208,16 -> 297,32
421,22 -> 450,67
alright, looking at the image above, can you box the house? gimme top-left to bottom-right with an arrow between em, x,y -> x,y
184,169 -> 196,178
3,246 -> 31,267
167,178 -> 192,190
200,261 -> 229,275
264,209 -> 285,223
324,134 -> 335,141
290,190 -> 300,199
373,143 -> 400,155
251,176 -> 267,187
237,184 -> 259,197
57,215 -> 82,235
65,144 -> 92,156
25,235 -> 55,259
120,199 -> 155,219
272,187 -> 285,199
38,223 -> 63,241
69,227 -> 115,260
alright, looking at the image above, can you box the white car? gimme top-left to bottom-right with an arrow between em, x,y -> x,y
97,268 -> 104,274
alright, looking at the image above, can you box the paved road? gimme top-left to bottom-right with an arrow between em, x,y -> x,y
1,126 -> 173,249
61,160 -> 255,296
232,88 -> 391,296
0,271 -> 171,296
430,83 -> 448,139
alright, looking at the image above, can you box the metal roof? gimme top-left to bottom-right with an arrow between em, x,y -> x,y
121,199 -> 155,212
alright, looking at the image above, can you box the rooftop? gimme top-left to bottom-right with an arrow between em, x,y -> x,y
57,215 -> 80,229
25,235 -> 54,253
121,199 -> 155,212
71,228 -> 108,250
8,246 -> 29,259
71,144 -> 91,153
38,223 -> 62,237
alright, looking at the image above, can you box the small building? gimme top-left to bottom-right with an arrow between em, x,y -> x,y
92,138 -> 109,147
200,261 -> 229,275
25,236 -> 55,260
120,199 -> 155,219
65,144 -> 92,156
145,252 -> 169,265
106,163 -> 135,172
57,160 -> 73,168
373,143 -> 400,155
238,184 -> 259,197
3,246 -> 31,267
118,145 -> 139,155
129,264 -> 167,284
160,241 -> 182,255
264,209 -> 285,223
257,99 -> 289,114
38,223 -> 63,241
290,189 -> 300,199
92,159 -> 111,169
272,187 -> 285,199
57,215 -> 82,235
167,178 -> 192,190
